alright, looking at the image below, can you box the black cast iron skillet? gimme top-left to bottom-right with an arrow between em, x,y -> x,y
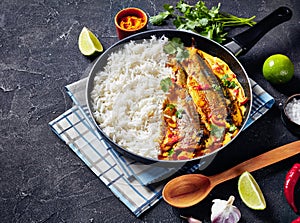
86,7 -> 292,166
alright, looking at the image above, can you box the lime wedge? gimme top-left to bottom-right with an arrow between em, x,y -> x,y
238,171 -> 266,210
78,27 -> 103,56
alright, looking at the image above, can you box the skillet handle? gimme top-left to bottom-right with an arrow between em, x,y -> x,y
225,7 -> 292,56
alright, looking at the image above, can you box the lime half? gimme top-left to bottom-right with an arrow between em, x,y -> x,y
238,171 -> 266,210
262,54 -> 294,84
78,27 -> 103,56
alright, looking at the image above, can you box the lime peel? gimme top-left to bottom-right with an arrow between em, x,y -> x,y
78,27 -> 103,56
238,171 -> 266,210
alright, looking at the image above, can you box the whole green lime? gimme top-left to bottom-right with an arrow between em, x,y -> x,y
262,54 -> 294,84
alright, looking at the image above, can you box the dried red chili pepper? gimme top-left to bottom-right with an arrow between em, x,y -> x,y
284,163 -> 300,214
292,217 -> 300,223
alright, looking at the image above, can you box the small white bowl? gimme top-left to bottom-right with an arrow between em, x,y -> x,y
282,94 -> 300,135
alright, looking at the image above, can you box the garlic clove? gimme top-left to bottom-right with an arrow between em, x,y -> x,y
211,196 -> 241,223
180,215 -> 202,223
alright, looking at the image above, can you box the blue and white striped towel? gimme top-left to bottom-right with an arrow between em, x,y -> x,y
49,77 -> 274,216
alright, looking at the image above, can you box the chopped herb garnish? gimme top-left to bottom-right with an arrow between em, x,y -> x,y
168,148 -> 175,156
150,0 -> 256,43
163,38 -> 189,61
212,83 -> 221,91
167,104 -> 176,110
229,124 -> 237,132
175,47 -> 189,61
176,109 -> 184,119
221,74 -> 237,89
163,42 -> 177,54
160,77 -> 173,92
211,123 -> 224,139
227,81 -> 237,88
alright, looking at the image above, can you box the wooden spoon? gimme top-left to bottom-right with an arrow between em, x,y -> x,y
162,140 -> 300,208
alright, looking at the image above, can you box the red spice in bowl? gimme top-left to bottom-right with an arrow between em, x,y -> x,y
114,8 -> 148,40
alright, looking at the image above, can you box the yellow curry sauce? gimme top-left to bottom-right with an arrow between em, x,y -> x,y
119,16 -> 146,30
158,45 -> 248,160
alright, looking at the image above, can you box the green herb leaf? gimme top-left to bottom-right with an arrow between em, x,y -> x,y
160,77 -> 173,92
227,81 -> 237,88
163,4 -> 175,12
229,124 -> 237,132
168,148 -> 175,156
163,38 -> 189,61
176,0 -> 191,14
212,83 -> 221,91
211,123 -> 224,139
167,104 -> 176,110
163,42 -> 177,54
149,11 -> 172,25
171,37 -> 183,44
208,3 -> 220,18
149,4 -> 175,25
176,47 -> 189,61
176,109 -> 184,119
221,74 -> 237,88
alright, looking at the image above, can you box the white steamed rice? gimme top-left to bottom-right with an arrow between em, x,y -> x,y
90,36 -> 172,158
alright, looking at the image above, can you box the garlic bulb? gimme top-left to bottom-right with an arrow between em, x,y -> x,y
211,196 -> 241,223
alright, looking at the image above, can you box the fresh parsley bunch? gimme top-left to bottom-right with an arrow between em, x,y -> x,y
150,0 -> 256,43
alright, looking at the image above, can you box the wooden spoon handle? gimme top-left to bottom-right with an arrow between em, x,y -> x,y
211,140 -> 300,185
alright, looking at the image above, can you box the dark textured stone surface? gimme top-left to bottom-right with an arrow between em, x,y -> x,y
0,0 -> 299,222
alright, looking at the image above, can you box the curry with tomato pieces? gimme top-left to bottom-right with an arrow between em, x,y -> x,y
158,42 -> 248,160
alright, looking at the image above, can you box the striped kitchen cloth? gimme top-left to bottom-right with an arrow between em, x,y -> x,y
49,77 -> 274,216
